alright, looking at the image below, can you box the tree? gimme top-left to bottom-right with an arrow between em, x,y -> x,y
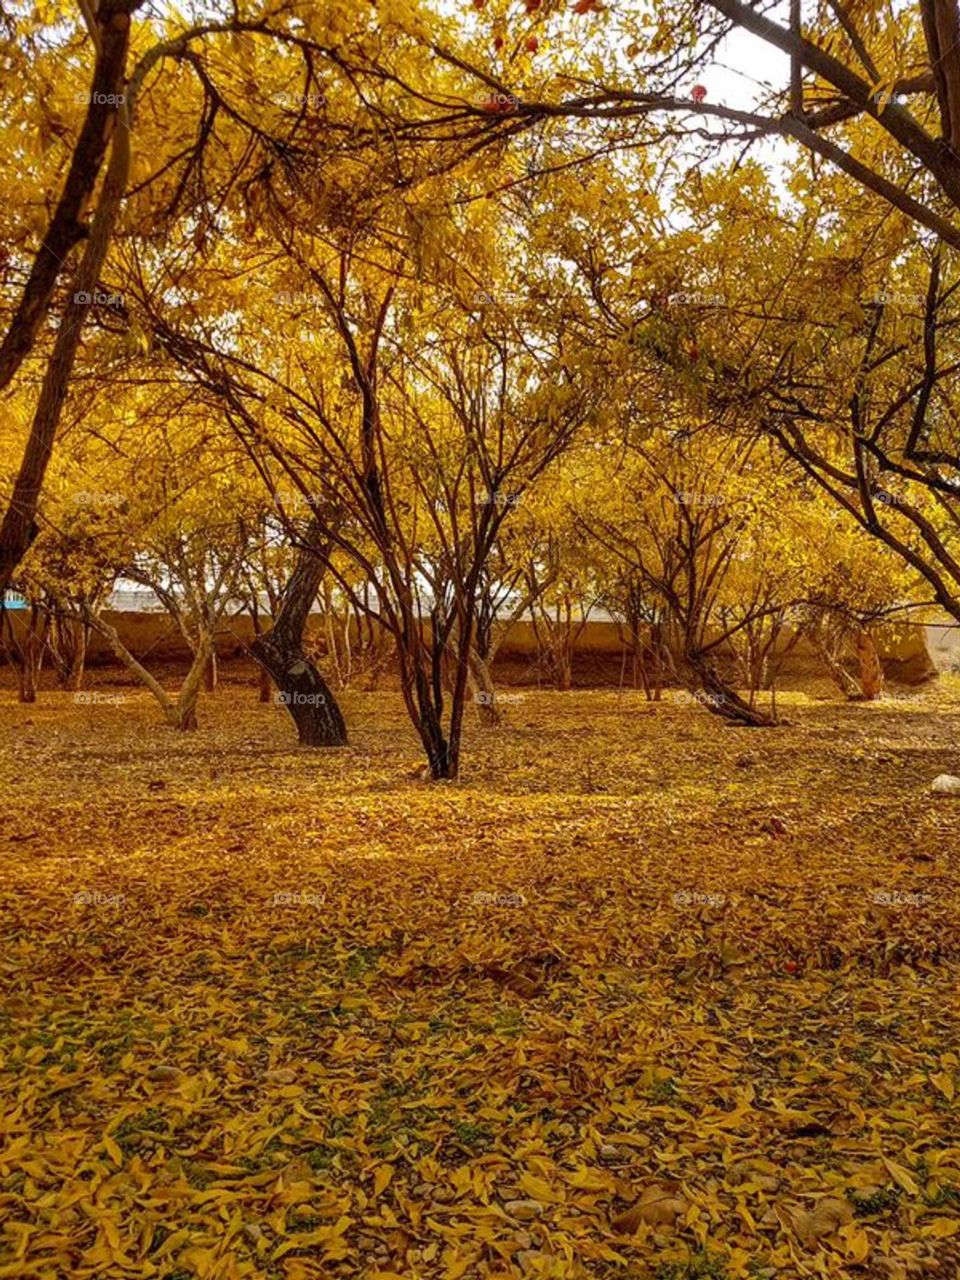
0,0 -> 492,590
247,514 -> 349,748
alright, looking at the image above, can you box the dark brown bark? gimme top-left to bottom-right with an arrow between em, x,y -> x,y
17,605 -> 48,703
405,659 -> 458,778
0,1 -> 146,593
685,650 -> 779,727
0,0 -> 141,394
0,116 -> 134,585
708,0 -> 960,209
50,614 -> 88,690
251,524 -> 347,746
258,665 -> 272,703
921,0 -> 960,150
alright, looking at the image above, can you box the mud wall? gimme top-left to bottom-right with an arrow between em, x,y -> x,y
2,609 -> 950,684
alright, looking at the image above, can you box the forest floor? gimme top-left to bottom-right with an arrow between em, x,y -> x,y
2,681 -> 960,1280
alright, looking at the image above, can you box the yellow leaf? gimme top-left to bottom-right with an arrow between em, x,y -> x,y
931,1071 -> 955,1101
102,1135 -> 124,1166
921,1218 -> 960,1239
374,1163 -> 394,1197
839,1222 -> 870,1262
518,1172 -> 557,1202
881,1158 -> 919,1197
564,1165 -> 611,1191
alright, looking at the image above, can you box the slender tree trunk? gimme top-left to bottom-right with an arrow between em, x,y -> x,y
174,640 -> 212,730
204,648 -> 217,692
249,606 -> 273,702
469,650 -> 501,725
413,669 -> 454,779
322,580 -> 342,687
48,613 -> 87,689
250,522 -> 347,746
18,605 -> 47,703
82,606 -> 182,725
63,620 -> 87,691
0,0 -> 140,395
685,649 -> 778,726
363,622 -> 389,690
0,11 -> 136,592
855,626 -> 885,700
557,649 -> 573,691
258,665 -> 272,703
813,626 -> 861,698
341,612 -> 352,686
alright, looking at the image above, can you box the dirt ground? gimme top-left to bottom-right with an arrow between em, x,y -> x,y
2,681 -> 959,1280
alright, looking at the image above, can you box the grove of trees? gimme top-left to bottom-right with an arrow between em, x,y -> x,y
2,0 -> 958,777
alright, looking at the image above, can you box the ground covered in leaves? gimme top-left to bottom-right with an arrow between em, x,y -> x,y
2,679 -> 960,1280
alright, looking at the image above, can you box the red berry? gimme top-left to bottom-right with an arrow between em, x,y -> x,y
525,35 -> 539,52
692,84 -> 707,103
785,960 -> 798,974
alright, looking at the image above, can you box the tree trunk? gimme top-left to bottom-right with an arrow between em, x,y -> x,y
177,699 -> 199,730
685,650 -> 779,726
556,648 -> 573,691
0,0 -> 139,395
469,650 -> 501,725
18,605 -> 47,703
204,648 -> 217,692
83,606 -> 180,725
171,637 -> 213,730
65,620 -> 87,691
321,580 -> 343,687
814,634 -> 861,699
855,626 -> 885,700
412,674 -> 456,780
258,664 -> 272,703
0,8 -> 136,593
250,521 -> 347,746
48,612 -> 87,689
